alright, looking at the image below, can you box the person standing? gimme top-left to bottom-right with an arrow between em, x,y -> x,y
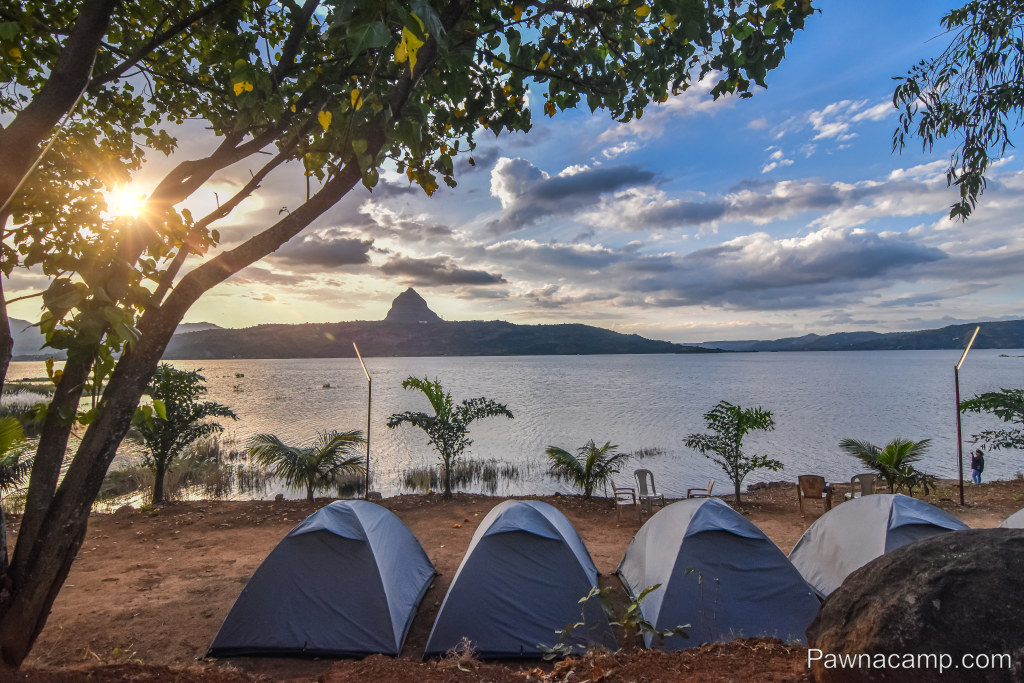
971,449 -> 985,484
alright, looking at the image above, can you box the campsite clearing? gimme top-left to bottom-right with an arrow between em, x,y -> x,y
15,478 -> 1024,681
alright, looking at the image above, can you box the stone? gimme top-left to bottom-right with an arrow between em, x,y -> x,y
383,288 -> 442,323
806,528 -> 1024,682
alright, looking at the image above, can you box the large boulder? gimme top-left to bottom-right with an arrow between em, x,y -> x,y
807,529 -> 1024,682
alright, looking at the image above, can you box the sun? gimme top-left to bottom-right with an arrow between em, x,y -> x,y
104,186 -> 147,218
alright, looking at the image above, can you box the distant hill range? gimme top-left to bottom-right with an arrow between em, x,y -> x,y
163,288 -> 713,359
695,320 -> 1024,352
10,319 -> 224,361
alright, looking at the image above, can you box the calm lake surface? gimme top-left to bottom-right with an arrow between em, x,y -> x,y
10,350 -> 1024,499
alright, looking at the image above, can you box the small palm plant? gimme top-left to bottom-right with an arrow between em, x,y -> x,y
839,437 -> 933,495
248,430 -> 365,502
0,416 -> 30,571
387,377 -> 513,499
546,440 -> 627,500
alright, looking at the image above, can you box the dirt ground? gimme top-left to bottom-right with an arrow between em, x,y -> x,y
12,478 -> 1024,682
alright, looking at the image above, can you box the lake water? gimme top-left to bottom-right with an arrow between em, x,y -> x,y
9,350 -> 1024,499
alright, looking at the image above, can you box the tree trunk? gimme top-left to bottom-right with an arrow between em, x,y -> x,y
443,459 -> 453,500
306,484 -> 313,503
0,245 -> 13,399
0,5 -> 463,665
734,480 -> 742,504
151,460 -> 166,506
9,350 -> 94,581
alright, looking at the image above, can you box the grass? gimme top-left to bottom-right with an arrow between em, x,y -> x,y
97,437 -> 270,505
626,446 -> 666,459
401,458 -> 525,495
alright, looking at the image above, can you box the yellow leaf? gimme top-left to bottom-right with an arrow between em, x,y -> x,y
290,104 -> 296,112
636,4 -> 651,18
8,47 -> 21,59
771,0 -> 786,8
513,5 -> 523,21
544,101 -> 556,117
318,110 -> 332,131
662,12 -> 679,30
351,88 -> 362,110
233,80 -> 253,96
395,24 -> 426,76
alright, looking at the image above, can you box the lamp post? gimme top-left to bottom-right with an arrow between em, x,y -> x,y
954,326 -> 980,506
353,342 -> 371,500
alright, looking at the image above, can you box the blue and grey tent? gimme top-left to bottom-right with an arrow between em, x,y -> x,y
1000,507 -> 1024,528
424,499 -> 616,658
616,498 -> 819,650
789,493 -> 969,598
207,500 -> 435,658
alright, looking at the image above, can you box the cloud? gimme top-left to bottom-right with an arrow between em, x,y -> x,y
379,255 -> 507,286
629,227 -> 948,309
487,157 -> 654,233
358,202 -> 454,242
483,226 -> 952,312
580,165 -> 956,233
761,146 -> 795,174
518,284 -> 617,309
808,98 -> 893,142
597,72 -> 730,142
270,229 -> 373,269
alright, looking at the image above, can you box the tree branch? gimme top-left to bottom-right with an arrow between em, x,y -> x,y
0,0 -> 118,214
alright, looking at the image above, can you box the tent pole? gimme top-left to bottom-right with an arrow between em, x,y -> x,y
954,325 -> 980,507
354,343 -> 372,500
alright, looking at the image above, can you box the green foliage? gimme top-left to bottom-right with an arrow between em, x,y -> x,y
248,429 -> 365,502
0,0 -> 815,664
546,440 -> 627,499
0,417 -> 29,497
893,1 -> 1024,219
3,0 -> 817,377
387,377 -> 512,498
540,584 -> 687,659
838,437 -> 935,496
684,400 -> 781,503
960,388 -> 1024,450
134,364 -> 236,505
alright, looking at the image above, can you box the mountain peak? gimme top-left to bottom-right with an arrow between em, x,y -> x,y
384,288 -> 441,323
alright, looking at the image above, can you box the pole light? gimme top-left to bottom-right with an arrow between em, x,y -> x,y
954,326 -> 980,506
353,342 -> 372,500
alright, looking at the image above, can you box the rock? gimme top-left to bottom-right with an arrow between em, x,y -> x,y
274,493 -> 285,503
114,504 -> 134,515
807,529 -> 1024,682
367,491 -> 383,501
383,288 -> 442,323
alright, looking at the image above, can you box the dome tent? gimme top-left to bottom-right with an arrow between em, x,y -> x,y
208,500 -> 435,657
424,499 -> 616,658
789,493 -> 969,598
1000,507 -> 1024,528
616,498 -> 819,650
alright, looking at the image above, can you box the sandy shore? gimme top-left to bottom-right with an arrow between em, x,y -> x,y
14,478 -> 1024,681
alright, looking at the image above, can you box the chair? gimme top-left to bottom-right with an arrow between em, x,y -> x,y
797,475 -> 832,515
844,473 -> 877,501
634,469 -> 666,515
612,480 -> 640,522
687,479 -> 715,499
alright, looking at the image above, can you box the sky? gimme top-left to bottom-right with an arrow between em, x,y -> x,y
13,0 -> 1024,343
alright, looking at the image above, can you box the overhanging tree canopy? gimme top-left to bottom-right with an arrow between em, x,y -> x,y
0,0 -> 815,668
